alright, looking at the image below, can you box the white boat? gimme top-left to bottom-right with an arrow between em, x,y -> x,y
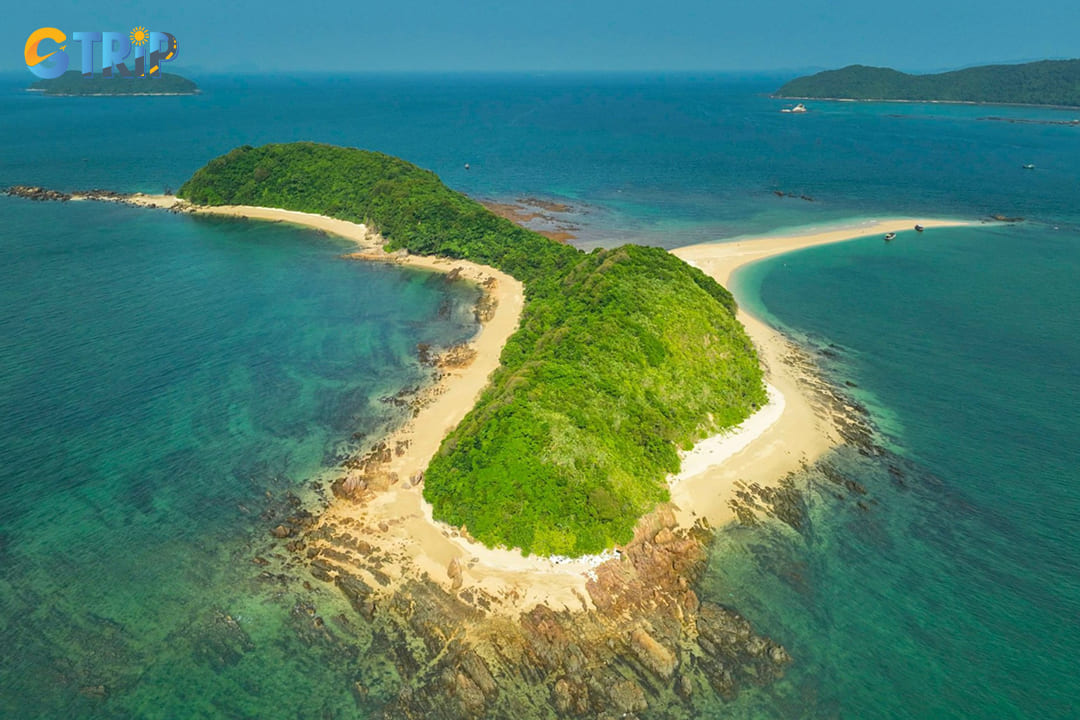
780,103 -> 808,114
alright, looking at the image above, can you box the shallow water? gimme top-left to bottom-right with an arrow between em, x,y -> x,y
1,74 -> 1078,717
0,198 -> 479,717
710,223 -> 1080,718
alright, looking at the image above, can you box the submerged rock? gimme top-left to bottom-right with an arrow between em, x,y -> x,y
608,679 -> 648,713
189,610 -> 255,672
334,573 -> 376,621
296,505 -> 790,718
629,627 -> 677,679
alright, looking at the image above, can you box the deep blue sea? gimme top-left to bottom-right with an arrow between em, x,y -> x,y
1,73 -> 1077,718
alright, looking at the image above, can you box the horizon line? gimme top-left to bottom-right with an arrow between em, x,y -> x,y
3,56 -> 1076,79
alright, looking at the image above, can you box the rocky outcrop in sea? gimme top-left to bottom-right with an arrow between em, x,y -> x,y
293,507 -> 790,719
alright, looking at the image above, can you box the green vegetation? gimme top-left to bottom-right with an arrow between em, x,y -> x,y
179,142 -> 765,555
776,59 -> 1080,107
29,70 -> 197,96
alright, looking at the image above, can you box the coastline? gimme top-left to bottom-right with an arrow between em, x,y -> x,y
3,187 -> 984,712
123,194 -> 606,610
93,195 -> 971,612
668,217 -> 974,526
480,197 -> 580,243
772,95 -> 1080,111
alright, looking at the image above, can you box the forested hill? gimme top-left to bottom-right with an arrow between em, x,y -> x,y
180,142 -> 765,556
29,71 -> 198,96
775,59 -> 1080,107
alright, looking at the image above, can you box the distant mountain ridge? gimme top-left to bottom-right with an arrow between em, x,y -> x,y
775,59 -> 1080,107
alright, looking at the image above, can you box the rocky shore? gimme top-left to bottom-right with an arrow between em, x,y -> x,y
3,183 -> 898,716
254,337 -> 892,719
480,197 -> 582,243
245,329 -> 887,719
286,501 -> 791,719
2,186 -> 193,213
218,315 -> 822,718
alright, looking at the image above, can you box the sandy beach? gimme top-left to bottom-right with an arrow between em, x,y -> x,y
125,196 -> 971,612
669,217 -> 973,527
126,194 -> 608,611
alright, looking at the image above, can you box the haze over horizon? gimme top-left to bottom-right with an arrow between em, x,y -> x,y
6,0 -> 1078,75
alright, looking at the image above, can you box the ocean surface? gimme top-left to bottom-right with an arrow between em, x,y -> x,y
0,73 -> 1077,718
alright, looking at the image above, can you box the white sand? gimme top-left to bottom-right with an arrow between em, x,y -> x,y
671,383 -> 785,486
669,217 -> 975,526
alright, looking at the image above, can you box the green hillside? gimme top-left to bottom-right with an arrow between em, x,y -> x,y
179,142 -> 765,556
776,60 -> 1080,107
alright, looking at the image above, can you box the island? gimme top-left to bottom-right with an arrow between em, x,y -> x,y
178,142 -> 767,556
28,70 -> 198,96
2,144 -> 975,716
775,59 -> 1080,107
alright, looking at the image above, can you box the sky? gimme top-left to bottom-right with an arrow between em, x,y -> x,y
5,0 -> 1079,75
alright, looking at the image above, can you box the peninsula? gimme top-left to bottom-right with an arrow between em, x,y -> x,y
776,59 -> 1080,107
28,70 -> 198,96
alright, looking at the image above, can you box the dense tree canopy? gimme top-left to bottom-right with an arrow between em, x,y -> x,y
776,60 -> 1080,107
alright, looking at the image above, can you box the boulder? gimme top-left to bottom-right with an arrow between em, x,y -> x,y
447,558 -> 463,590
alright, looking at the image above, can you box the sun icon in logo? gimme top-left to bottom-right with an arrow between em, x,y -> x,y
130,26 -> 148,46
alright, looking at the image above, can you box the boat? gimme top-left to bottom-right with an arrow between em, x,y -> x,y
914,224 -> 924,232
1022,164 -> 1035,170
781,103 -> 807,114
884,232 -> 896,241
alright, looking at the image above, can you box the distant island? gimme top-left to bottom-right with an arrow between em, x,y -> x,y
28,71 -> 198,96
775,59 -> 1080,107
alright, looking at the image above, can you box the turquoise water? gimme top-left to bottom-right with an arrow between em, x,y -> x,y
710,224 -> 1080,718
1,74 -> 1078,717
0,198 -> 479,716
5,74 -> 1077,246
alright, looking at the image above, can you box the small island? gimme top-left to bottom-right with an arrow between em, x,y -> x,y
179,142 -> 767,556
775,59 -> 1080,107
28,70 -> 198,96
2,143 -> 976,715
